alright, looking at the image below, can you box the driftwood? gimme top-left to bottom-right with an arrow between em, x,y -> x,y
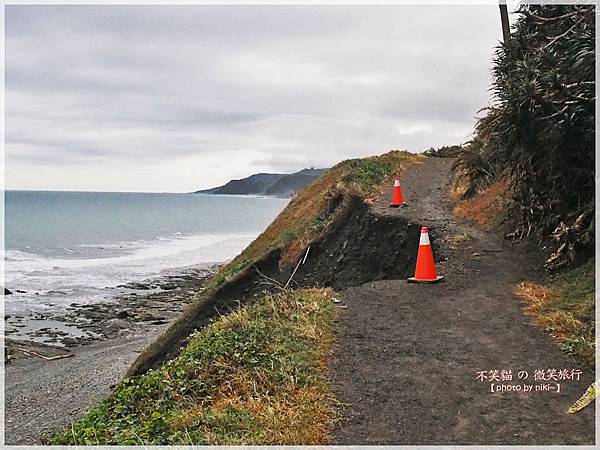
284,246 -> 311,290
545,210 -> 593,271
255,267 -> 285,291
7,346 -> 74,361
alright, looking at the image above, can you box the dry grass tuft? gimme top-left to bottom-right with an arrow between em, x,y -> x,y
514,259 -> 595,366
515,282 -> 551,312
451,177 -> 510,230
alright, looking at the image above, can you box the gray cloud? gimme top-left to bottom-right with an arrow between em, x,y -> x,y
6,5 -> 505,192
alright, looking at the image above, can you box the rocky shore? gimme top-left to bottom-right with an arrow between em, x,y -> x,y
5,264 -> 219,359
5,263 -> 220,444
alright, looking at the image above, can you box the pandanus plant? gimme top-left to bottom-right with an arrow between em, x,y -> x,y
455,4 -> 595,270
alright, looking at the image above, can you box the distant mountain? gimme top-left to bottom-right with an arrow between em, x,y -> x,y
196,173 -> 285,196
194,168 -> 327,197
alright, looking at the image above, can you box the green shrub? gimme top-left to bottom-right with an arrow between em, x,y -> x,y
51,288 -> 337,445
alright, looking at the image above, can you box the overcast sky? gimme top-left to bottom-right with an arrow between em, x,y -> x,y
6,5 -> 507,192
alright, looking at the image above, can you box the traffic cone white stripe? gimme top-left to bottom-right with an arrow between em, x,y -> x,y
407,226 -> 444,284
390,177 -> 407,207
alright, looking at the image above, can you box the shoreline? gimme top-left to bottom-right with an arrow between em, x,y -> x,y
4,263 -> 219,445
5,263 -> 220,354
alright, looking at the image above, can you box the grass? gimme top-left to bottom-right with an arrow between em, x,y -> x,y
515,259 -> 595,366
50,288 -> 337,445
450,177 -> 510,230
208,150 -> 421,288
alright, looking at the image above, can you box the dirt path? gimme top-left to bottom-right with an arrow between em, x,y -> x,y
330,157 -> 595,445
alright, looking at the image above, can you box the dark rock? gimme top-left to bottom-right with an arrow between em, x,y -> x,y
61,337 -> 79,347
118,282 -> 150,290
129,283 -> 151,290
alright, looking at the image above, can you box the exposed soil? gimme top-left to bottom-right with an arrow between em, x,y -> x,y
329,157 -> 595,445
293,195 -> 421,290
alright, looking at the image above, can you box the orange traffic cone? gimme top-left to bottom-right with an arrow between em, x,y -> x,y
389,177 -> 407,207
408,226 -> 444,283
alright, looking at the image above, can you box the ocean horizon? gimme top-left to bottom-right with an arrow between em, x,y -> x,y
4,190 -> 288,320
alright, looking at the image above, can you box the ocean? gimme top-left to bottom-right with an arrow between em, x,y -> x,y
4,190 -> 288,318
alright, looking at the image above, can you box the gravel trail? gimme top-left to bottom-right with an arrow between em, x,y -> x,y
330,157 -> 595,445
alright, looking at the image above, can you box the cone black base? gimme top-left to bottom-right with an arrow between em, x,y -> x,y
407,276 -> 445,284
389,203 -> 408,208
